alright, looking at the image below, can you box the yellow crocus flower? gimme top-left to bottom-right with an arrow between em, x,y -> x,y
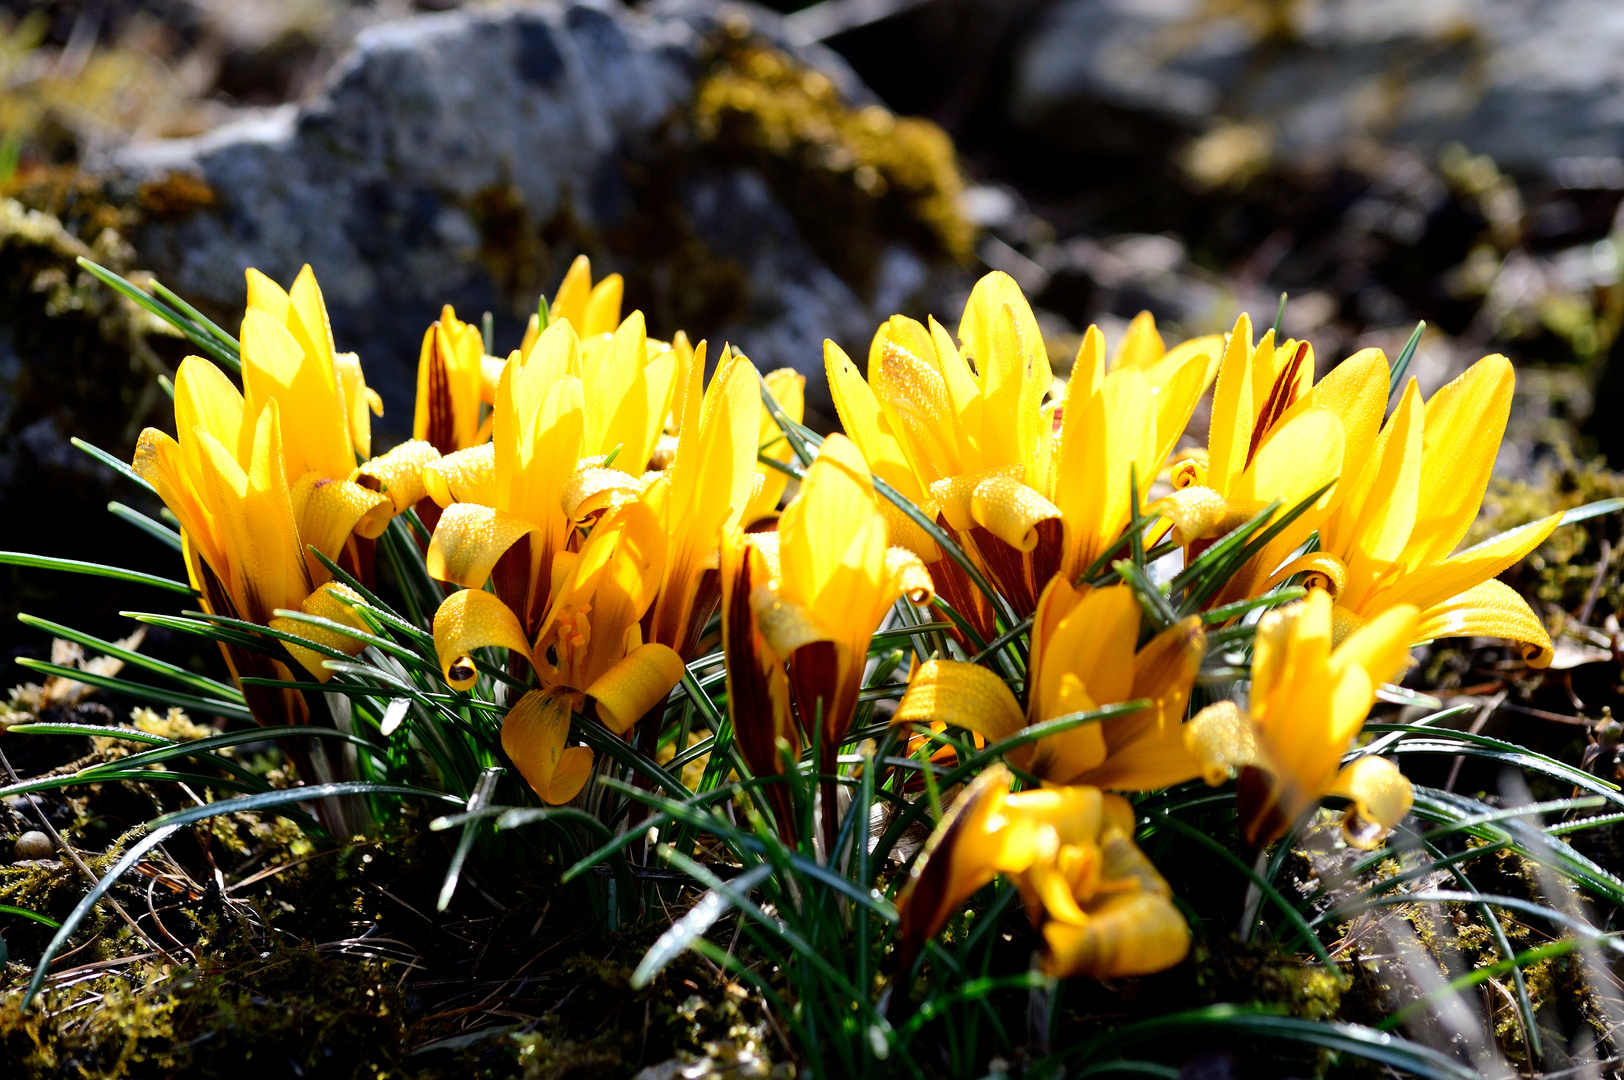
1156,315 -> 1383,605
827,273 -> 1212,634
1050,322 -> 1214,584
414,304 -> 495,455
423,318 -> 589,636
643,346 -> 763,660
1185,590 -> 1420,849
1270,355 -> 1560,665
895,765 -> 1189,979
432,498 -> 684,804
893,578 -> 1205,790
730,434 -> 934,846
134,266 -> 410,695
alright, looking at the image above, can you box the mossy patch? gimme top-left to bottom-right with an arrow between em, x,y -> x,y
692,38 -> 974,288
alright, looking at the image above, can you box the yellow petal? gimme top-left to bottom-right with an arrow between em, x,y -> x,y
551,256 -> 593,331
1413,578 -> 1554,667
1054,367 -> 1157,576
585,641 -> 684,734
562,466 -> 647,521
1110,311 -> 1163,371
239,307 -> 350,483
1407,355 -> 1515,569
892,659 -> 1026,744
1076,618 -> 1205,791
886,545 -> 934,605
1324,377 -> 1422,590
1151,485 -> 1228,547
426,503 -> 537,587
503,688 -> 592,804
1184,700 -> 1257,785
1206,312 -> 1255,496
1040,890 -> 1190,979
583,273 -> 624,337
750,582 -> 836,658
1327,755 -> 1413,849
1379,512 -> 1561,616
333,350 -> 377,460
270,582 -> 371,681
286,264 -> 337,380
1330,602 -> 1421,690
1262,551 -> 1349,597
776,433 -> 879,609
877,496 -> 942,563
289,474 -> 392,583
353,439 -> 440,515
824,339 -> 930,507
173,355 -> 244,454
423,442 -> 497,508
195,401 -> 310,625
433,588 -> 532,690
244,267 -> 291,322
967,474 -> 1061,553
895,764 -> 1012,970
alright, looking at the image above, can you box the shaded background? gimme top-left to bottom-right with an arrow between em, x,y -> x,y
3,0 -> 1624,686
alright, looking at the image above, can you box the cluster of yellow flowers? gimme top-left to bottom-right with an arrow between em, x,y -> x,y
132,254 -> 1558,984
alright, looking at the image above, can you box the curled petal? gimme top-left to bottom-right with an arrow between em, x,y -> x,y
289,474 -> 393,582
968,475 -> 1061,553
892,659 -> 1026,745
586,641 -> 684,735
433,588 -> 532,690
1040,890 -> 1191,979
1263,551 -> 1349,597
270,582 -> 371,681
563,466 -> 647,521
1327,756 -> 1413,849
885,546 -> 934,605
1152,486 -> 1227,546
1413,578 -> 1555,668
423,442 -> 497,507
750,582 -> 835,658
1169,457 -> 1207,489
353,439 -> 439,515
426,503 -> 537,587
1184,700 -> 1257,785
503,688 -> 593,804
929,468 -> 1022,537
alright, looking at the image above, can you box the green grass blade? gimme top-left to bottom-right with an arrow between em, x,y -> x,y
18,612 -> 243,702
72,438 -> 155,495
107,502 -> 182,551
1388,321 -> 1425,396
13,658 -> 254,723
0,553 -> 193,595
631,863 -> 773,989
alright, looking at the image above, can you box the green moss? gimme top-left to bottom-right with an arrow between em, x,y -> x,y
691,38 -> 975,286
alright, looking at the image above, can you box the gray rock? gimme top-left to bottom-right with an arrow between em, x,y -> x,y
1011,0 -> 1624,178
101,0 -> 947,423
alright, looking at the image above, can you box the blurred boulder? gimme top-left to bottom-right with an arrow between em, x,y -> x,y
97,0 -> 971,423
1011,0 -> 1624,179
